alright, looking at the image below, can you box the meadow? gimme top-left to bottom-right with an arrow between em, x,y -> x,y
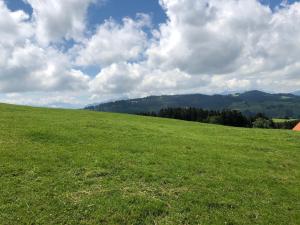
0,103 -> 299,225
272,118 -> 298,123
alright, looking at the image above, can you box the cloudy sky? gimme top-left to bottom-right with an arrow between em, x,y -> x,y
0,0 -> 300,108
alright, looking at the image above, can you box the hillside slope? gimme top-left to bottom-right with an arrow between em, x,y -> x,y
0,103 -> 299,224
86,91 -> 300,118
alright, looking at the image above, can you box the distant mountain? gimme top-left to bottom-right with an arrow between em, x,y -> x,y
85,90 -> 300,118
292,91 -> 300,96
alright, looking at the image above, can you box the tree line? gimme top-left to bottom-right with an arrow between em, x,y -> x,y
138,107 -> 299,129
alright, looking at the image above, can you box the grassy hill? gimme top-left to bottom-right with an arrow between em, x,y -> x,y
0,103 -> 299,225
86,90 -> 300,119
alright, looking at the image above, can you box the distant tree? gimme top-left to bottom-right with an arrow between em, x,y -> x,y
208,115 -> 223,124
140,107 -> 298,129
150,107 -> 251,128
252,118 -> 273,129
252,112 -> 269,120
284,109 -> 293,119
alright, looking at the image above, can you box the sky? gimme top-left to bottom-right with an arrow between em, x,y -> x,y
0,0 -> 300,108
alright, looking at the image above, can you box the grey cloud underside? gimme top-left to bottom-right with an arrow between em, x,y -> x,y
0,0 -> 300,106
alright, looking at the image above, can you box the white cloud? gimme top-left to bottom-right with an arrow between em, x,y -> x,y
26,0 -> 97,45
76,14 -> 151,67
1,0 -> 300,107
89,62 -> 209,99
0,1 -> 90,94
88,0 -> 300,100
89,62 -> 145,95
0,1 -> 32,45
0,41 -> 90,93
148,0 -> 271,75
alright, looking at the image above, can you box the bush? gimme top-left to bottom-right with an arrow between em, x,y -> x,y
208,116 -> 223,124
252,118 -> 273,129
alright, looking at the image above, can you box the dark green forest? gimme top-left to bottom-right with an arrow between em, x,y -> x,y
139,107 -> 299,129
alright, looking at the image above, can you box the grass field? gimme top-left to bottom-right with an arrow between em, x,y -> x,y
272,118 -> 298,123
0,103 -> 299,225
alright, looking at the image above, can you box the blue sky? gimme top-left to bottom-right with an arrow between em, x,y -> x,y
260,0 -> 298,7
1,0 -> 300,107
87,0 -> 167,29
5,0 -> 167,27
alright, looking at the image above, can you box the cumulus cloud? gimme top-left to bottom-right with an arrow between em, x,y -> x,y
89,0 -> 300,99
1,0 -> 300,106
0,0 -> 90,93
25,0 -> 97,45
76,14 -> 151,67
148,0 -> 271,75
90,63 -> 145,95
0,1 -> 32,44
90,62 -> 209,100
0,41 -> 90,93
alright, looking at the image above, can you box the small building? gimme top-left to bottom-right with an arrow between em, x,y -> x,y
293,122 -> 300,131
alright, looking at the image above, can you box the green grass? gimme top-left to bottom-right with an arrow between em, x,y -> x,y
0,103 -> 299,225
272,118 -> 298,123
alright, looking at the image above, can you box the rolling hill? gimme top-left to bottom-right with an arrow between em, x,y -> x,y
86,90 -> 300,118
0,103 -> 299,224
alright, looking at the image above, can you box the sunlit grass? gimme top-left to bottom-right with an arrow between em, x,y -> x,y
272,118 -> 298,123
0,103 -> 299,224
